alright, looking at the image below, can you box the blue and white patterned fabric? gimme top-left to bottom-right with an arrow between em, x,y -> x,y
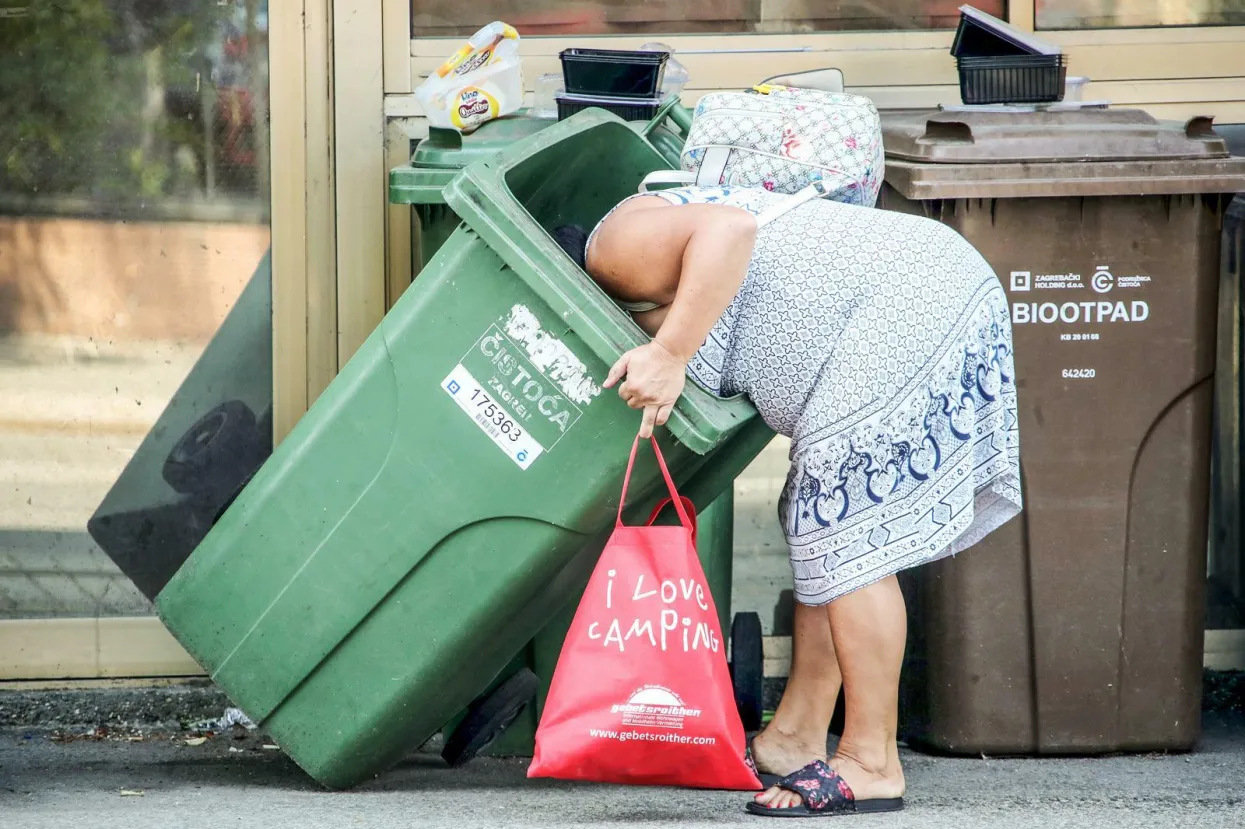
596,185 -> 1022,606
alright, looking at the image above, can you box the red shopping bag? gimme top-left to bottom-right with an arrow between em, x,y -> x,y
528,437 -> 762,790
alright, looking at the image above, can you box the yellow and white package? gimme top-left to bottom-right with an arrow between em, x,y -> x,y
415,22 -> 523,133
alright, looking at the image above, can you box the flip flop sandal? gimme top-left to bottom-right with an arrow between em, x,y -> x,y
758,771 -> 783,788
745,760 -> 904,818
744,747 -> 784,789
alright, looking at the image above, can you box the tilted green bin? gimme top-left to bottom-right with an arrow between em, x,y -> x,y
388,101 -> 745,760
395,115 -> 553,279
157,111 -> 773,789
390,100 -> 692,272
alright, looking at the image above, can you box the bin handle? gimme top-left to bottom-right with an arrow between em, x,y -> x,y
1184,115 -> 1217,140
920,119 -> 974,145
638,95 -> 688,139
668,100 -> 693,135
428,125 -> 464,149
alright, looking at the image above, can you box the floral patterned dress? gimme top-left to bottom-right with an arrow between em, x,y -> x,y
588,185 -> 1023,606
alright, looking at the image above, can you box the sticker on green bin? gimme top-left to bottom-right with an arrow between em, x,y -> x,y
443,305 -> 600,469
442,364 -> 546,469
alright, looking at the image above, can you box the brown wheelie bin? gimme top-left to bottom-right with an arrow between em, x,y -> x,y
1209,195 -> 1243,633
878,108 -> 1245,754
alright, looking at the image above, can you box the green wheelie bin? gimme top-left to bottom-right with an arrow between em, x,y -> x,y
390,99 -> 693,274
388,100 -> 756,763
156,111 -> 774,789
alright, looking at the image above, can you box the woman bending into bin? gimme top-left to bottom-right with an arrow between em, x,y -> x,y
553,184 -> 1022,817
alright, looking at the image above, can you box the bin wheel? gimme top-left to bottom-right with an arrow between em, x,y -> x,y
163,400 -> 261,496
441,668 -> 540,768
730,612 -> 764,732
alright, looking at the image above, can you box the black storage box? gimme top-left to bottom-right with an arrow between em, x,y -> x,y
556,91 -> 668,122
559,48 -> 669,99
957,54 -> 1068,105
952,5 -> 1061,58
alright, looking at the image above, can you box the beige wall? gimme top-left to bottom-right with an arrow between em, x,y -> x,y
409,27 -> 1245,124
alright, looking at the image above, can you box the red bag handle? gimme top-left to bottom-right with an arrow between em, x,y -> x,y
616,436 -> 695,536
645,496 -> 698,547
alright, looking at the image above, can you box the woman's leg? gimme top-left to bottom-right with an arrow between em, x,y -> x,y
756,575 -> 907,808
751,600 -> 841,776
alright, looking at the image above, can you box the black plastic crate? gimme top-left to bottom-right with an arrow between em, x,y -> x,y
556,91 -> 668,122
951,5 -> 1061,58
559,48 -> 669,99
957,54 -> 1068,105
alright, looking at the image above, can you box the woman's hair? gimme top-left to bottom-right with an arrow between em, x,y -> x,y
552,224 -> 588,270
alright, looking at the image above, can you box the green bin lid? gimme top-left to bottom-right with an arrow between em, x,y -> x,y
389,113 -> 554,205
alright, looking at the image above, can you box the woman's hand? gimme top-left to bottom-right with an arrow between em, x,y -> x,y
604,341 -> 688,439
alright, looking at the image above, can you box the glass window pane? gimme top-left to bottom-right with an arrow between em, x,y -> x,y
1037,0 -> 1245,29
412,0 -> 1006,38
0,2 -> 273,619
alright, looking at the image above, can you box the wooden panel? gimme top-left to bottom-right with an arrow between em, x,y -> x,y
389,21 -> 1241,48
384,0 -> 414,94
1011,0 -> 1035,31
334,0 -> 388,366
850,77 -> 1245,114
412,29 -> 955,55
269,0 -> 309,444
1047,25 -> 1245,45
397,73 -> 1245,124
272,0 -> 340,438
412,36 -> 1245,93
411,24 -> 1245,54
305,0 -> 338,406
1145,101 -> 1245,123
1087,77 -> 1245,105
0,618 -> 204,680
0,619 -> 98,680
385,120 -> 414,309
414,47 -> 961,90
410,2 -> 1000,38
1064,40 -> 1245,81
406,32 -> 1245,142
97,618 -> 203,678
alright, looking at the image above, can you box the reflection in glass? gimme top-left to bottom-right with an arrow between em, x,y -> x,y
412,0 -> 1006,37
0,2 -> 272,618
1037,0 -> 1245,29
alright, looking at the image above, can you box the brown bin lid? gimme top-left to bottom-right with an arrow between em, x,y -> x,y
883,108 -> 1230,164
882,109 -> 1245,199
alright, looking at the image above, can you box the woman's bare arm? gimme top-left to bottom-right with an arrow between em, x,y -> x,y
653,207 -> 756,361
590,201 -> 758,436
588,201 -> 757,353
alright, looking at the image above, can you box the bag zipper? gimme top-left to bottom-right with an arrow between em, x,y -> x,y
680,142 -> 864,187
695,107 -> 783,121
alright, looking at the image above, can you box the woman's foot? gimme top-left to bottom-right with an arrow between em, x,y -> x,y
753,743 -> 905,811
750,724 -> 827,779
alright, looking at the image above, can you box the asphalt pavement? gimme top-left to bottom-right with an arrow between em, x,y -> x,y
3,713 -> 1244,829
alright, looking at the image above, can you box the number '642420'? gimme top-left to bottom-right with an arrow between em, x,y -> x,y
1062,368 -> 1096,379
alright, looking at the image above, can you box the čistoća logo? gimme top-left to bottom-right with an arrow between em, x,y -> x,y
611,685 -> 702,731
1091,265 -> 1115,294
